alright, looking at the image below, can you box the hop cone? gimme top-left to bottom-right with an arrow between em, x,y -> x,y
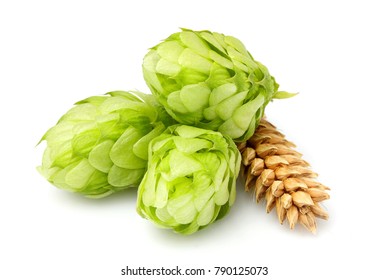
238,119 -> 330,233
137,125 -> 241,235
38,91 -> 174,198
143,28 -> 290,142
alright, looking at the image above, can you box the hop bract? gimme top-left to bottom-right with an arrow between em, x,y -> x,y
143,28 -> 285,142
38,91 -> 174,198
136,125 -> 241,234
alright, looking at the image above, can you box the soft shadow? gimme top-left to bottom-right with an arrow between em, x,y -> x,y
51,186 -> 139,207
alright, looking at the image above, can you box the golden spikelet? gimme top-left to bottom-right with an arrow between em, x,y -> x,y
237,119 -> 330,233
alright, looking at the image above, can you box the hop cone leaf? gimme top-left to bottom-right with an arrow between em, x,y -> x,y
137,125 -> 241,235
238,119 -> 330,233
38,91 -> 175,198
143,28 -> 291,142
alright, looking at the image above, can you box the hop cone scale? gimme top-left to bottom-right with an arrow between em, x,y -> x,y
38,91 -> 174,198
237,119 -> 330,233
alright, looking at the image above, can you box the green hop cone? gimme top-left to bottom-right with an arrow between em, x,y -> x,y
38,91 -> 175,198
143,28 -> 293,142
137,125 -> 241,235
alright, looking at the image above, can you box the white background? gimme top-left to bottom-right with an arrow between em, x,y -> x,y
1,0 -> 388,279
